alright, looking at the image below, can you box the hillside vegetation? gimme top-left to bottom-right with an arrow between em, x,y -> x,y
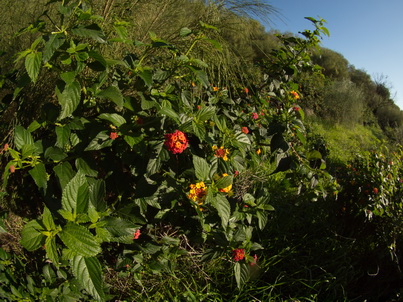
0,1 -> 402,301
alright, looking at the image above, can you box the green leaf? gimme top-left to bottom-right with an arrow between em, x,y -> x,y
20,220 -> 45,251
56,125 -> 71,148
61,170 -> 89,214
179,27 -> 192,37
44,146 -> 68,161
192,120 -> 206,140
98,113 -> 126,127
57,81 -> 81,119
196,106 -> 215,122
210,194 -> 231,228
159,106 -> 180,123
89,179 -> 106,212
124,135 -> 143,148
234,262 -> 249,289
42,207 -> 56,231
256,210 -> 268,230
71,256 -> 105,301
14,125 -> 34,149
43,33 -> 66,62
193,155 -> 210,181
236,132 -> 251,145
29,163 -> 48,192
59,223 -> 101,257
138,69 -> 153,87
25,52 -> 42,83
27,120 -> 41,132
188,66 -> 209,87
54,162 -> 75,190
60,71 -> 76,84
45,236 -> 59,266
103,217 -> 137,243
97,86 -> 123,108
71,24 -> 106,43
76,158 -> 98,177
215,175 -> 233,189
85,131 -> 113,151
270,133 -> 289,152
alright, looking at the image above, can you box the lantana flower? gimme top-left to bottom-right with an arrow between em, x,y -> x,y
251,112 -> 259,120
232,248 -> 245,262
164,130 -> 189,154
133,229 -> 141,239
241,127 -> 249,134
109,132 -> 119,140
212,145 -> 229,161
188,182 -> 208,209
290,90 -> 300,100
218,173 -> 232,193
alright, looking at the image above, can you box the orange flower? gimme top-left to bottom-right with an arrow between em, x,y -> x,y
213,86 -> 219,92
290,90 -> 300,100
9,165 -> 15,173
188,182 -> 207,206
109,132 -> 119,140
232,248 -> 245,262
212,145 -> 229,161
256,149 -> 261,155
164,130 -> 189,154
133,229 -> 141,239
241,127 -> 249,134
3,143 -> 9,151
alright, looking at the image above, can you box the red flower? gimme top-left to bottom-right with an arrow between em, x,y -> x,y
373,187 -> 379,195
109,132 -> 119,140
252,112 -> 259,120
9,165 -> 15,173
133,229 -> 141,239
234,170 -> 239,177
232,248 -> 245,262
241,127 -> 249,134
164,130 -> 189,154
293,106 -> 300,111
244,87 -> 249,94
250,254 -> 258,266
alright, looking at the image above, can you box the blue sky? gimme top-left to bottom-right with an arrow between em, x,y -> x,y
264,0 -> 403,109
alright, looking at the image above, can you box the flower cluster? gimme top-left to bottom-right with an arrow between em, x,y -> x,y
241,127 -> 249,134
164,130 -> 189,154
212,145 -> 229,161
290,90 -> 300,100
133,229 -> 141,239
188,181 -> 207,205
232,248 -> 245,262
218,173 -> 232,193
109,132 -> 119,140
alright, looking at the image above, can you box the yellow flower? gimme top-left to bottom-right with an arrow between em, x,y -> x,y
213,86 -> 219,92
213,145 -> 230,161
188,181 -> 207,203
256,148 -> 261,155
290,90 -> 300,100
219,173 -> 232,193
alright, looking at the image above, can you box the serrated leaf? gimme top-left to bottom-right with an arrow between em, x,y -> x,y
234,262 -> 249,289
84,131 -> 113,151
124,134 -> 143,148
42,207 -> 56,231
159,106 -> 179,123
138,69 -> 153,87
192,120 -> 206,140
57,81 -> 81,119
43,33 -> 65,62
45,236 -> 59,265
44,146 -> 68,161
196,106 -> 215,122
54,162 -> 75,190
56,125 -> 71,148
211,194 -> 231,228
14,125 -> 34,150
236,132 -> 251,145
25,52 -> 42,83
59,223 -> 101,257
71,24 -> 106,43
28,163 -> 48,193
103,217 -> 137,242
193,155 -> 210,181
20,220 -> 45,251
61,170 -> 89,214
179,27 -> 192,37
188,66 -> 209,87
71,256 -> 105,301
60,71 -> 76,84
89,179 -> 106,212
215,175 -> 232,189
97,86 -> 123,108
76,158 -> 98,177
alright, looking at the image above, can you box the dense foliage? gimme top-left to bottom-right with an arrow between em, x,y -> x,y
0,0 -> 402,301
